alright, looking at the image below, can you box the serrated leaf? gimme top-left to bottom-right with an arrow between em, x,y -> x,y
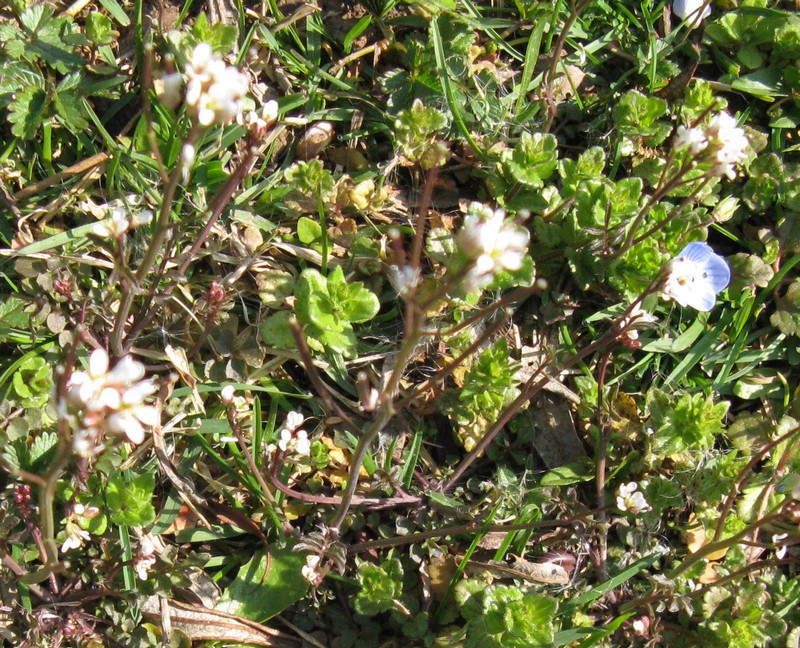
106,472 -> 156,526
505,132 -> 558,188
54,90 -> 88,132
8,86 -> 48,139
19,4 -> 52,34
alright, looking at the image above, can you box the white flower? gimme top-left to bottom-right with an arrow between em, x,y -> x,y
673,0 -> 710,28
185,43 -> 249,126
457,202 -> 529,291
160,71 -> 183,110
243,99 -> 279,134
61,523 -> 91,553
676,112 -> 749,180
620,302 -> 657,342
706,111 -> 749,180
131,209 -> 153,228
616,482 -> 651,514
389,265 -> 421,296
294,430 -> 311,456
221,385 -> 236,403
773,533 -> 789,560
284,411 -> 305,432
674,125 -> 708,155
301,555 -> 322,583
662,242 -> 730,312
278,419 -> 310,456
93,206 -> 130,238
181,143 -> 196,183
66,349 -> 158,447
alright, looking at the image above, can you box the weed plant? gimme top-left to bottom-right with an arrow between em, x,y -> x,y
0,0 -> 799,646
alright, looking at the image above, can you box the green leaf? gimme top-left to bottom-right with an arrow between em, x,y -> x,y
260,311 -> 297,350
771,280 -> 800,336
731,67 -> 786,99
504,132 -> 558,188
354,558 -> 404,616
216,546 -> 309,621
54,89 -> 88,132
191,12 -> 238,54
8,86 -> 48,139
106,472 -> 156,527
85,12 -> 116,45
613,90 -> 670,144
540,458 -> 594,486
97,0 -> 131,26
296,216 -> 323,247
648,389 -> 729,457
295,269 -> 341,332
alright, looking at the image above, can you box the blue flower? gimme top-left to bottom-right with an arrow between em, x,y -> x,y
662,242 -> 730,312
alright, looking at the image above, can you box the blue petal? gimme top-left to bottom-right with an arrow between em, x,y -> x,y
678,241 -> 714,263
699,252 -> 731,293
685,284 -> 717,312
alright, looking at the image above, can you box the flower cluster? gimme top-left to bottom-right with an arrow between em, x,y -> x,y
661,242 -> 730,312
66,349 -> 158,454
619,302 -> 656,347
456,202 -> 530,291
674,111 -> 749,180
673,0 -> 710,28
133,536 -> 157,581
61,503 -> 100,553
93,205 -> 153,239
301,554 -> 323,584
616,482 -> 651,514
388,264 -> 421,297
278,411 -> 310,456
185,43 -> 249,126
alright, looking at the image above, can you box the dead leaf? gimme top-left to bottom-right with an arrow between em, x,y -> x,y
140,597 -> 299,647
165,345 -> 205,412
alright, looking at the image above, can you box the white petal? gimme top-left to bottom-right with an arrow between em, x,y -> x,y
89,349 -> 109,378
107,356 -> 145,385
134,405 -> 160,427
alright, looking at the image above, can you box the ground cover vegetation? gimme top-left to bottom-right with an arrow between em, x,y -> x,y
0,0 -> 799,645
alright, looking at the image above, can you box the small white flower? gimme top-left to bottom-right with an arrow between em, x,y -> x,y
673,0 -> 710,28
294,430 -> 311,456
706,111 -> 749,180
221,385 -> 236,403
278,420 -> 310,457
773,533 -> 789,560
674,125 -> 708,155
620,302 -> 656,342
160,71 -> 183,110
61,520 -> 91,553
278,429 -> 292,453
388,265 -> 421,296
181,143 -> 196,183
93,206 -> 130,238
284,411 -> 305,432
185,44 -> 249,127
457,202 -> 529,291
662,242 -> 730,312
135,535 -> 158,579
131,209 -> 153,228
66,350 -> 158,448
616,481 -> 651,514
301,554 -> 322,583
